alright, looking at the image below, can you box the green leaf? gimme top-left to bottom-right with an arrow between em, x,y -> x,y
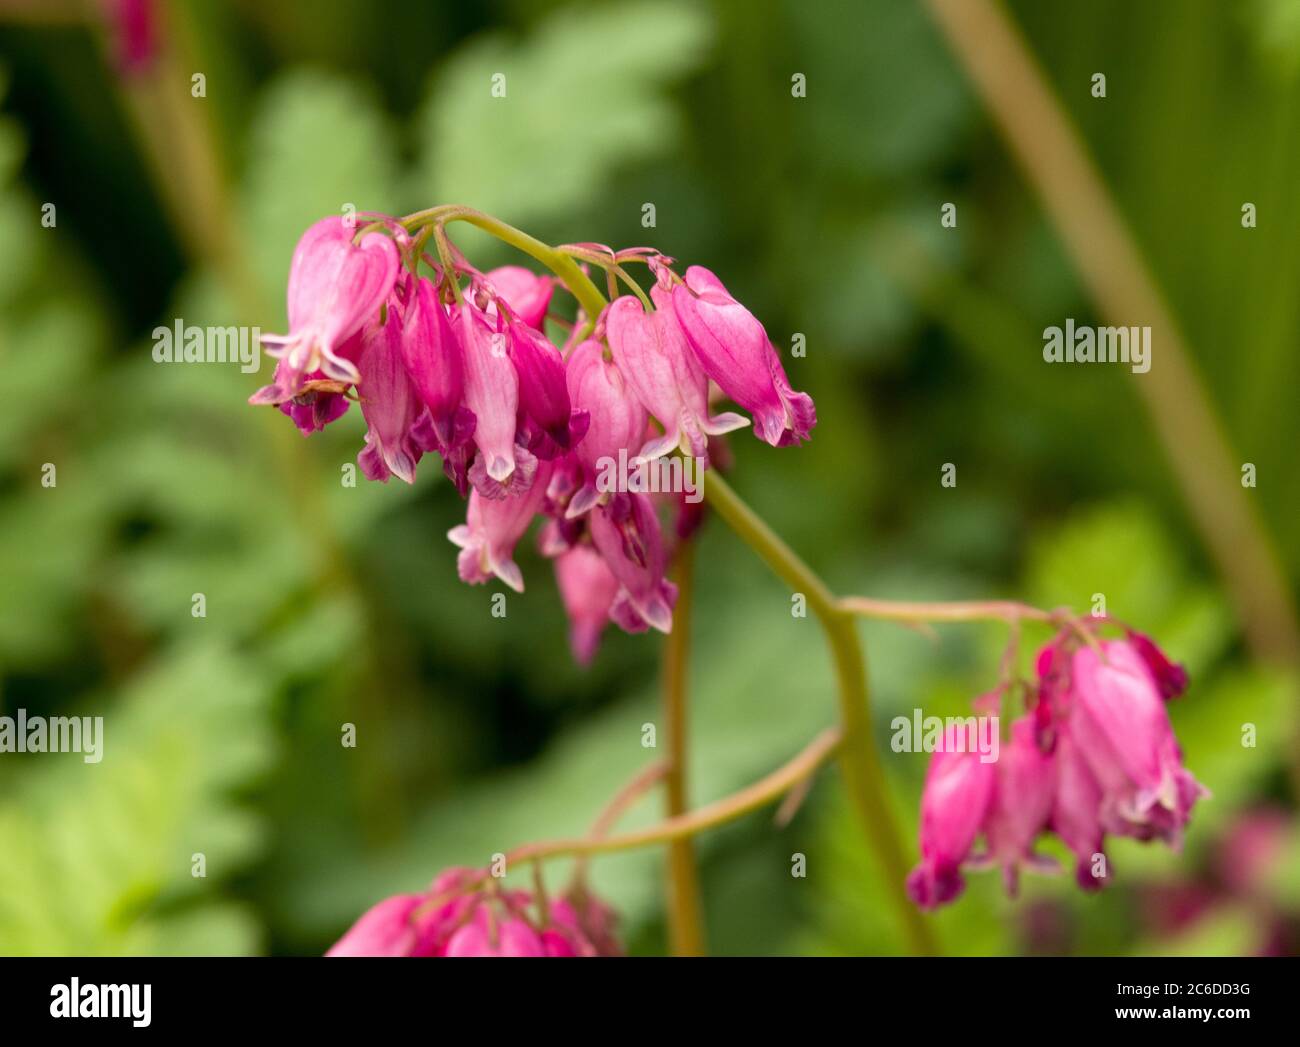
414,0 -> 713,224
0,643 -> 275,955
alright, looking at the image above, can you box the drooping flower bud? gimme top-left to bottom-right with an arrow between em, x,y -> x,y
251,216 -> 399,404
401,277 -> 473,449
604,294 -> 747,464
1050,727 -> 1109,890
456,301 -> 536,498
979,717 -> 1056,896
564,338 -> 647,517
508,322 -> 589,459
671,266 -> 815,447
356,308 -> 425,484
554,544 -> 621,665
906,726 -> 997,910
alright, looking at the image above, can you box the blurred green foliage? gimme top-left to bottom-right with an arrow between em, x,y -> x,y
0,0 -> 1296,956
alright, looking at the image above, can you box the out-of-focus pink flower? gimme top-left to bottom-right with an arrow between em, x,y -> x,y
357,309 -> 424,484
251,217 -> 399,405
508,322 -> 589,458
588,493 -> 677,635
103,0 -> 158,76
1069,640 -> 1206,847
979,717 -> 1056,895
1217,807 -> 1292,897
455,302 -> 536,498
671,266 -> 815,448
1050,728 -> 1109,890
605,294 -> 747,464
554,544 -> 621,664
906,727 -> 997,910
1126,629 -> 1189,701
325,893 -> 441,957
564,339 -> 647,517
448,462 -> 552,592
485,265 -> 554,330
327,867 -> 620,957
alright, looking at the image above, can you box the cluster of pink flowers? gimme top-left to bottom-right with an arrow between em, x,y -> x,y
250,216 -> 814,662
907,628 -> 1207,909
326,867 -> 620,958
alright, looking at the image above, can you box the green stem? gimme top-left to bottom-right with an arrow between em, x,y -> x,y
506,728 -> 842,865
662,542 -> 706,956
703,474 -> 937,957
404,206 -> 609,328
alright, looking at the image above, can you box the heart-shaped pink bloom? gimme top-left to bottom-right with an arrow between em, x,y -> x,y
554,544 -> 621,665
456,302 -> 536,498
356,308 -> 425,484
1069,640 -> 1207,847
564,338 -> 647,517
605,294 -> 747,464
448,461 -> 553,592
672,266 -> 816,447
588,493 -> 677,635
251,216 -> 399,404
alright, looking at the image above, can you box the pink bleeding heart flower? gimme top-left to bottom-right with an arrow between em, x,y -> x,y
456,301 -> 537,498
977,717 -> 1057,896
604,293 -> 747,465
1050,727 -> 1109,890
906,725 -> 997,910
671,265 -> 816,448
356,307 -> 425,484
448,461 -> 553,592
554,544 -> 621,665
507,322 -> 590,459
401,277 -> 475,448
484,265 -> 554,330
564,338 -> 647,518
1068,640 -> 1207,847
587,492 -> 677,635
325,893 -> 442,957
401,278 -> 475,495
250,216 -> 399,405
